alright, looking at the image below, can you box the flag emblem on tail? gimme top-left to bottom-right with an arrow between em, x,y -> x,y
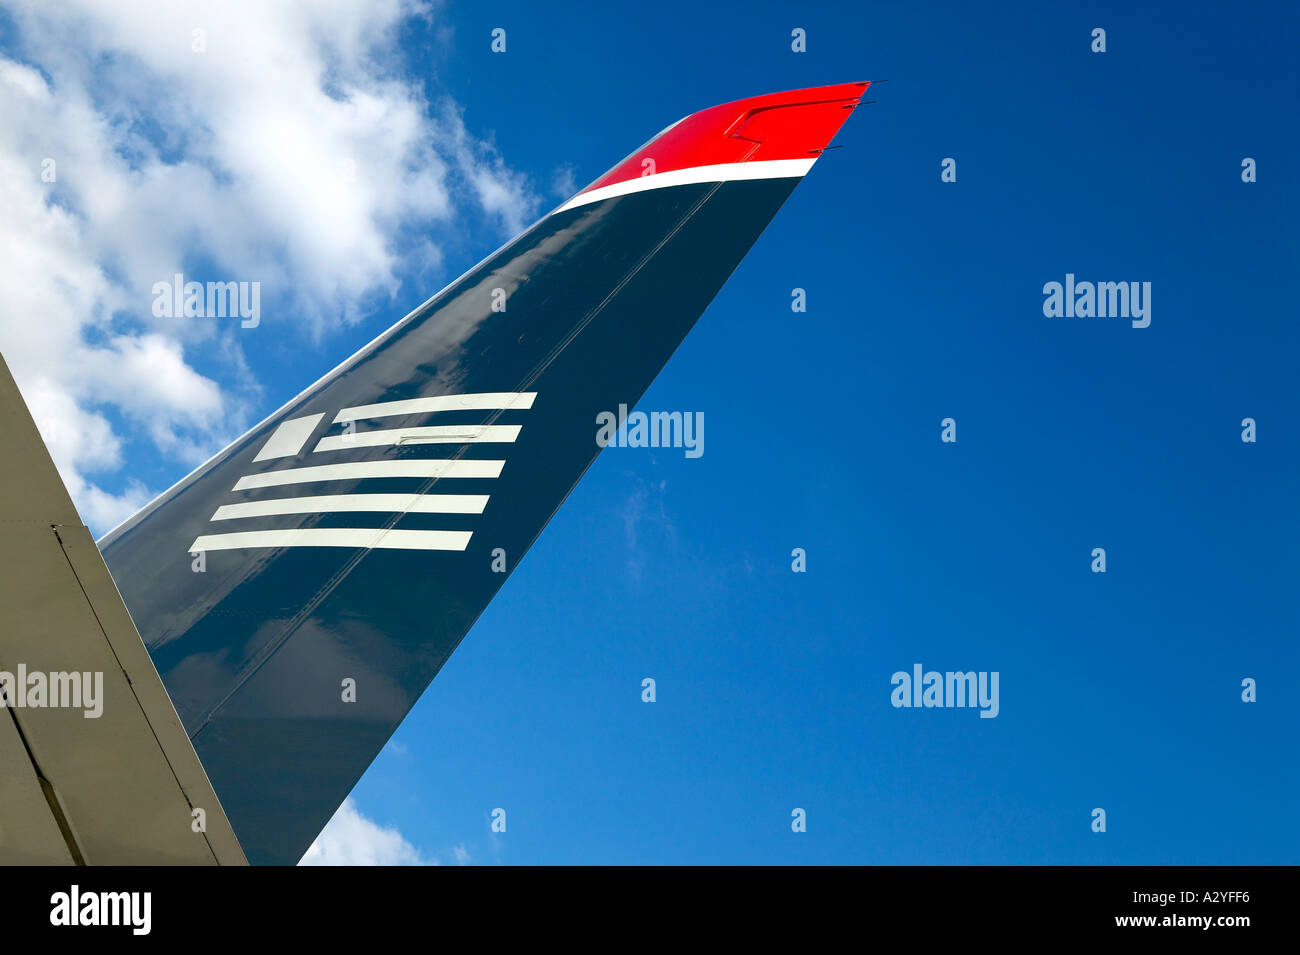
187,392 -> 537,553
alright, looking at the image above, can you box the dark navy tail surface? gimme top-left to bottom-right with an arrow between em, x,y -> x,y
98,83 -> 869,864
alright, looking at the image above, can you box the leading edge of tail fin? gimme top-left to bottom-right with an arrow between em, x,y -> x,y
98,83 -> 867,864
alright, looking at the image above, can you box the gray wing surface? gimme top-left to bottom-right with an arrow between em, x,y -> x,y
0,352 -> 245,864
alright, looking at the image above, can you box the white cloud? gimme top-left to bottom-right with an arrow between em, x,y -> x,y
0,0 -> 538,533
299,798 -> 432,866
298,798 -> 476,867
551,163 -> 578,200
621,476 -> 675,582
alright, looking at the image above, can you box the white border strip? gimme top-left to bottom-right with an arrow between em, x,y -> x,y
314,424 -> 521,453
211,493 -> 490,521
555,158 -> 815,213
189,528 -> 472,553
232,459 -> 504,490
335,392 -> 536,422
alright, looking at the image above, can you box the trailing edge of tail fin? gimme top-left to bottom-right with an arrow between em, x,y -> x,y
98,83 -> 868,864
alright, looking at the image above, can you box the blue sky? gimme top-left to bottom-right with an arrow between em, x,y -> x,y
3,1 -> 1297,864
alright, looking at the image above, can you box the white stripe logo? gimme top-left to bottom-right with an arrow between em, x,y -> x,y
188,392 -> 535,554
554,158 -> 815,213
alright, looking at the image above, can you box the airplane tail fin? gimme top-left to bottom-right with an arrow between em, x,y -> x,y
96,82 -> 869,864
